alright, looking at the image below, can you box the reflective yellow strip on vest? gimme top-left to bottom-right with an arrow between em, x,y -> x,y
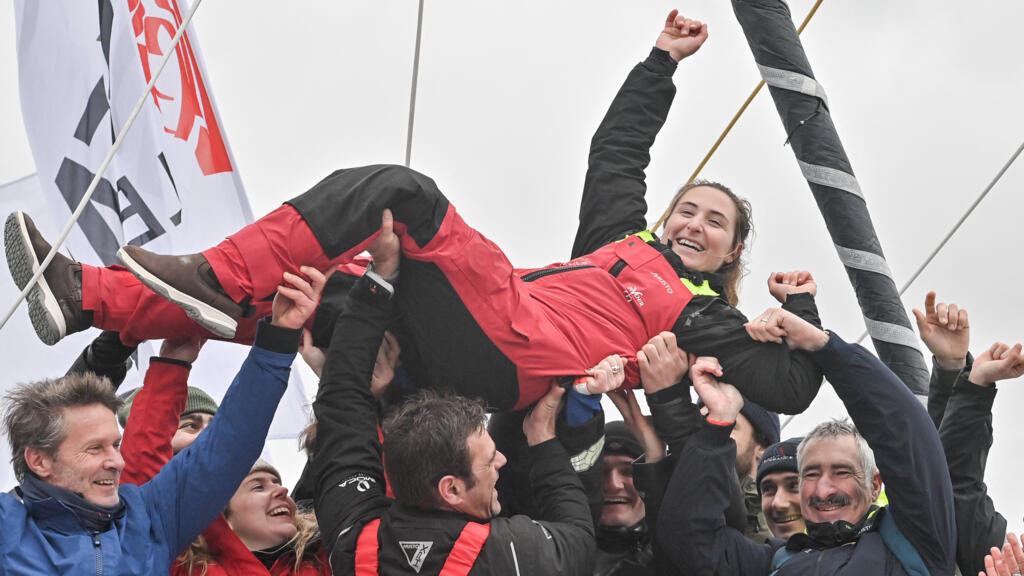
616,230 -> 657,243
680,277 -> 719,297
635,229 -> 656,242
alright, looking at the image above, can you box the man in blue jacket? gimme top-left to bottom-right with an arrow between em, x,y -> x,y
0,266 -> 323,574
656,306 -> 956,576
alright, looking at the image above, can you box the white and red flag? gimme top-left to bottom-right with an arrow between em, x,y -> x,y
0,0 -> 310,489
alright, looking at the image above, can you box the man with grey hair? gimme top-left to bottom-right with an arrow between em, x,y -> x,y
0,267 -> 323,574
655,306 -> 956,575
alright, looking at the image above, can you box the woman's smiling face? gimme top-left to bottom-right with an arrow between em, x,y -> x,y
661,185 -> 742,273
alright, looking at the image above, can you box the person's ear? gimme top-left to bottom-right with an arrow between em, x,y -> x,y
870,471 -> 883,501
726,242 -> 744,264
24,446 -> 54,479
437,475 -> 464,509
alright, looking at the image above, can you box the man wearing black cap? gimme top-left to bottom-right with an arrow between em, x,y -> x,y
595,421 -> 654,576
755,438 -> 804,539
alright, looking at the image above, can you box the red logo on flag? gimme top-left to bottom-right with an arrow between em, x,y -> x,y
127,0 -> 232,175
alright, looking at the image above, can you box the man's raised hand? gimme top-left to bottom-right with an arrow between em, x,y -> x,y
914,291 -> 970,370
272,266 -> 327,330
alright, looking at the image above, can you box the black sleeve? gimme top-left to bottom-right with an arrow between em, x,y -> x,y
571,48 -> 678,258
938,367 -> 1007,576
531,438 -> 597,544
672,295 -> 823,415
491,439 -> 597,576
65,330 -> 135,390
927,353 -> 971,429
656,420 -> 777,575
781,292 -> 822,329
311,274 -> 394,561
645,383 -> 702,457
812,333 -> 957,576
491,405 -> 606,529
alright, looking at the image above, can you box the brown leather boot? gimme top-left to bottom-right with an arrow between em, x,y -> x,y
4,211 -> 91,345
117,245 -> 243,338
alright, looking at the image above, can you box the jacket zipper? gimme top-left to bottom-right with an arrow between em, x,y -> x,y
519,264 -> 595,282
92,532 -> 103,576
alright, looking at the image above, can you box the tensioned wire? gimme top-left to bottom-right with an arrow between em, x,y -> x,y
0,0 -> 206,333
405,0 -> 425,168
780,136 -> 1024,431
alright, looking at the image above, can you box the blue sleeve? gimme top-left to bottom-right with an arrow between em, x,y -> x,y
140,319 -> 298,565
810,333 -> 956,576
565,388 -> 602,427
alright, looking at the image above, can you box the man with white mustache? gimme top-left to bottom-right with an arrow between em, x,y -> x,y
655,309 -> 956,576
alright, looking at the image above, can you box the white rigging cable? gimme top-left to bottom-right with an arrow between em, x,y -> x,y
0,0 -> 205,334
781,136 -> 1024,432
853,136 -> 1024,344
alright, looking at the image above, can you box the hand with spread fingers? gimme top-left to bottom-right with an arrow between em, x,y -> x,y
913,291 -> 970,371
980,533 -> 1023,576
767,270 -> 818,304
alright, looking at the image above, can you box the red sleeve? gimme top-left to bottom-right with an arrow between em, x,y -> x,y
119,359 -> 191,486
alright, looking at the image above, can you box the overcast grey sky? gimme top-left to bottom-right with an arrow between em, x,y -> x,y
2,1 -> 1023,529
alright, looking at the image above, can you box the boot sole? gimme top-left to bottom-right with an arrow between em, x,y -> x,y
4,212 -> 66,346
116,247 -> 239,339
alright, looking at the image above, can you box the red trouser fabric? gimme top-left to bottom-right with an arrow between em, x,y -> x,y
82,263 -> 264,345
84,165 -> 688,410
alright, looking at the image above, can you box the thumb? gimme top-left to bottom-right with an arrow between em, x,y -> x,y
539,382 -> 566,409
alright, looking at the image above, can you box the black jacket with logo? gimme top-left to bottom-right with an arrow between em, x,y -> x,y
311,274 -> 595,575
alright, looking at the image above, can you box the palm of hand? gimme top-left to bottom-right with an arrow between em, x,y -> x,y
922,321 -> 969,361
